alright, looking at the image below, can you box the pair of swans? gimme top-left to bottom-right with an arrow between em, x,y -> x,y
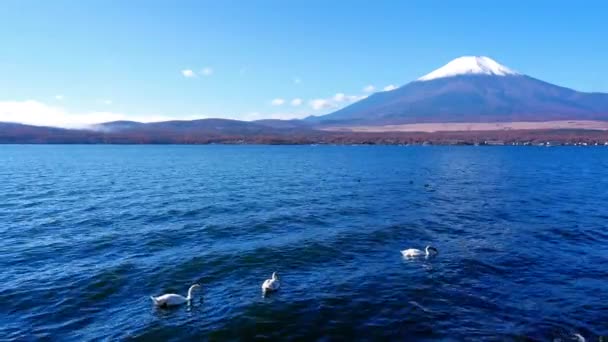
150,272 -> 280,307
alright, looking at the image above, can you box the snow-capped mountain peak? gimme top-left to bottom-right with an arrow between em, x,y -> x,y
417,56 -> 519,81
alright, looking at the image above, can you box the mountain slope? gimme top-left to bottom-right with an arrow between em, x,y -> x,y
310,57 -> 608,125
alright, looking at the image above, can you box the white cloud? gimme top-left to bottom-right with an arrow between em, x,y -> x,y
0,100 -> 175,128
241,111 -> 309,121
363,85 -> 375,93
383,84 -> 397,91
271,98 -> 285,106
333,93 -> 346,102
182,69 -> 196,78
0,100 -> 318,128
309,99 -> 335,110
201,67 -> 213,76
54,95 -> 64,101
293,77 -> 301,84
309,92 -> 366,111
291,98 -> 303,106
183,67 -> 213,77
102,99 -> 112,105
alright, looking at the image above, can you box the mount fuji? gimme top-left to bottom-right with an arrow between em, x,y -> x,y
309,56 -> 608,125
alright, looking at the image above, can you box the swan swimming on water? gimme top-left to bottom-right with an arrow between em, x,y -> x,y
401,245 -> 438,258
150,284 -> 200,307
573,333 -> 585,342
262,272 -> 280,294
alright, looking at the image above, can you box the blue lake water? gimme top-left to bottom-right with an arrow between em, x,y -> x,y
1,145 -> 607,340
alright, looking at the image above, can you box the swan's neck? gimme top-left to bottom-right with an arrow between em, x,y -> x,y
187,286 -> 197,300
425,247 -> 430,256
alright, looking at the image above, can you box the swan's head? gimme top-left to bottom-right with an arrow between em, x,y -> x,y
425,246 -> 438,255
272,272 -> 278,280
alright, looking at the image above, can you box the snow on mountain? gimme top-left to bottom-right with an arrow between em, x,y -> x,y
417,56 -> 519,81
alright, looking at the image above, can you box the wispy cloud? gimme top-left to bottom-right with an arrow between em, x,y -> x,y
309,98 -> 335,110
54,95 -> 64,101
383,84 -> 397,91
290,98 -> 303,106
182,67 -> 214,78
182,69 -> 196,78
363,85 -> 375,93
271,98 -> 285,106
241,111 -> 309,121
101,99 -> 112,105
309,92 -> 365,111
201,67 -> 213,76
0,100 -> 172,128
293,77 -> 302,84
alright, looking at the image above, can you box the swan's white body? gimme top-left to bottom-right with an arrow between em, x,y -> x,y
401,246 -> 438,258
150,284 -> 200,307
262,272 -> 280,293
401,248 -> 424,257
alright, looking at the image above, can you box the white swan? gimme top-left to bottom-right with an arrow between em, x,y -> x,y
573,333 -> 585,342
150,284 -> 200,307
401,245 -> 438,258
261,272 -> 280,294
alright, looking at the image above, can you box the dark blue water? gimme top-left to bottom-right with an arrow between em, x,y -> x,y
1,145 -> 607,341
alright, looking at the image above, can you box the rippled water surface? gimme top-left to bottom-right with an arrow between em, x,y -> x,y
1,145 -> 608,341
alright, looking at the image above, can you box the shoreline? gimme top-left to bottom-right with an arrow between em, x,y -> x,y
324,120 -> 608,133
3,120 -> 608,145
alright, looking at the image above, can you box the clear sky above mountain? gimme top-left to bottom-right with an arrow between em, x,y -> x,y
1,0 -> 607,127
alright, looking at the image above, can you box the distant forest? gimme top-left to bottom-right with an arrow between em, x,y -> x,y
1,122 -> 608,145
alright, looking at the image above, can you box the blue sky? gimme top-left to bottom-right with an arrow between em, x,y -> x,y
1,0 -> 607,127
